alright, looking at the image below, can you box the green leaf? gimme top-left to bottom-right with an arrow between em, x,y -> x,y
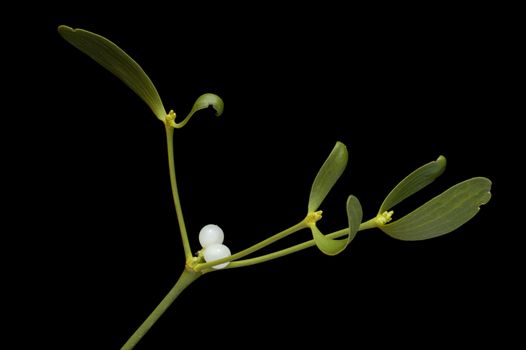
172,93 -> 224,128
311,225 -> 348,256
347,195 -> 363,243
380,177 -> 492,241
58,25 -> 166,121
310,195 -> 362,256
308,142 -> 348,212
378,155 -> 446,214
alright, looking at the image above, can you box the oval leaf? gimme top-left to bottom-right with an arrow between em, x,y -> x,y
308,142 -> 348,212
347,195 -> 363,243
380,177 -> 491,241
58,25 -> 166,121
173,93 -> 225,128
378,155 -> 446,214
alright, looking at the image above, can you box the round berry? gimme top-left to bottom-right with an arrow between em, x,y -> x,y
203,243 -> 231,269
199,224 -> 224,248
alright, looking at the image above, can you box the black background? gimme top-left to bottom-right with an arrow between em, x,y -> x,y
6,4 -> 517,349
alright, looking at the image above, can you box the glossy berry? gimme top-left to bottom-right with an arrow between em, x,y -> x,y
203,243 -> 231,269
199,224 -> 224,248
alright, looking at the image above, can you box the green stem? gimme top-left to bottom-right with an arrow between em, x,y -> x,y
226,217 -> 380,268
195,220 -> 308,271
121,269 -> 200,350
165,126 -> 192,260
358,216 -> 381,231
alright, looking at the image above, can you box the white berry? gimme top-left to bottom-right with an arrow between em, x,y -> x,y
203,243 -> 231,269
199,224 -> 224,248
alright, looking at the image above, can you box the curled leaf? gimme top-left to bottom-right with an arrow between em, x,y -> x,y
311,225 -> 348,256
58,25 -> 166,121
310,195 -> 362,256
346,195 -> 363,243
380,177 -> 492,241
379,155 -> 446,214
172,93 -> 224,128
308,142 -> 348,212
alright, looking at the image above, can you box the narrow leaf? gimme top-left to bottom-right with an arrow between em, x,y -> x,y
347,195 -> 363,243
308,142 -> 348,212
380,177 -> 492,241
378,155 -> 446,214
173,93 -> 224,128
58,25 -> 166,121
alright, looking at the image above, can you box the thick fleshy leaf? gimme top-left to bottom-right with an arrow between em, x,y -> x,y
378,155 -> 446,214
347,195 -> 363,243
308,142 -> 348,212
172,93 -> 224,128
380,177 -> 492,241
58,25 -> 166,121
310,195 -> 362,256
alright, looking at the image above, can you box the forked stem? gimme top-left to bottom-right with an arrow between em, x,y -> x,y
225,216 -> 381,268
195,219 -> 309,271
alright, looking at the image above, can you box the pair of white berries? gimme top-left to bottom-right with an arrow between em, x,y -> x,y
199,224 -> 231,269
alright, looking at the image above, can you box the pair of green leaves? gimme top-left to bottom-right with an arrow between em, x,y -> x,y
307,142 -> 363,256
307,143 -> 491,255
378,157 -> 491,240
58,25 -> 223,126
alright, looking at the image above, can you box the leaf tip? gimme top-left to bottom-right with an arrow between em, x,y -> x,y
481,192 -> 492,207
479,178 -> 492,206
335,140 -> 348,152
57,25 -> 73,35
201,93 -> 224,116
213,98 -> 224,117
435,155 -> 447,174
333,141 -> 349,165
